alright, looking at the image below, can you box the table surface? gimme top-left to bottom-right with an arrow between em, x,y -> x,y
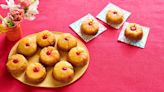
0,0 -> 164,92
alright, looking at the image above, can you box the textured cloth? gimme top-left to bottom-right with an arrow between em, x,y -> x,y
0,0 -> 164,92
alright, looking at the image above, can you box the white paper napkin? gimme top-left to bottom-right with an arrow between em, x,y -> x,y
97,3 -> 131,29
70,13 -> 107,42
118,22 -> 150,48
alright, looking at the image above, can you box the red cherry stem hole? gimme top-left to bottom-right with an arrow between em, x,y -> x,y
33,67 -> 40,72
46,50 -> 52,55
130,26 -> 136,31
13,59 -> 19,63
62,67 -> 67,71
43,35 -> 48,39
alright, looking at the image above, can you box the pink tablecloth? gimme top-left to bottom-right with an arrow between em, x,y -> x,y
0,0 -> 164,92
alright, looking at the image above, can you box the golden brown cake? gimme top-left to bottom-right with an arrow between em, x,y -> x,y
124,23 -> 143,40
81,19 -> 99,35
17,37 -> 37,56
68,47 -> 89,67
40,46 -> 60,66
25,63 -> 46,83
6,54 -> 28,74
36,30 -> 56,47
57,33 -> 77,51
106,8 -> 123,24
52,60 -> 74,83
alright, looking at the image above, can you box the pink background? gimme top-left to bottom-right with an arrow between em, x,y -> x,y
0,0 -> 164,92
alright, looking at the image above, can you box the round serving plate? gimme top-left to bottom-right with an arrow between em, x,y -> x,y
7,31 -> 90,88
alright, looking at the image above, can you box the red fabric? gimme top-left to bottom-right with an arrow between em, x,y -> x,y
0,0 -> 164,92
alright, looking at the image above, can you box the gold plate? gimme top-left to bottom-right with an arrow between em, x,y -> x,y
7,32 -> 89,88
